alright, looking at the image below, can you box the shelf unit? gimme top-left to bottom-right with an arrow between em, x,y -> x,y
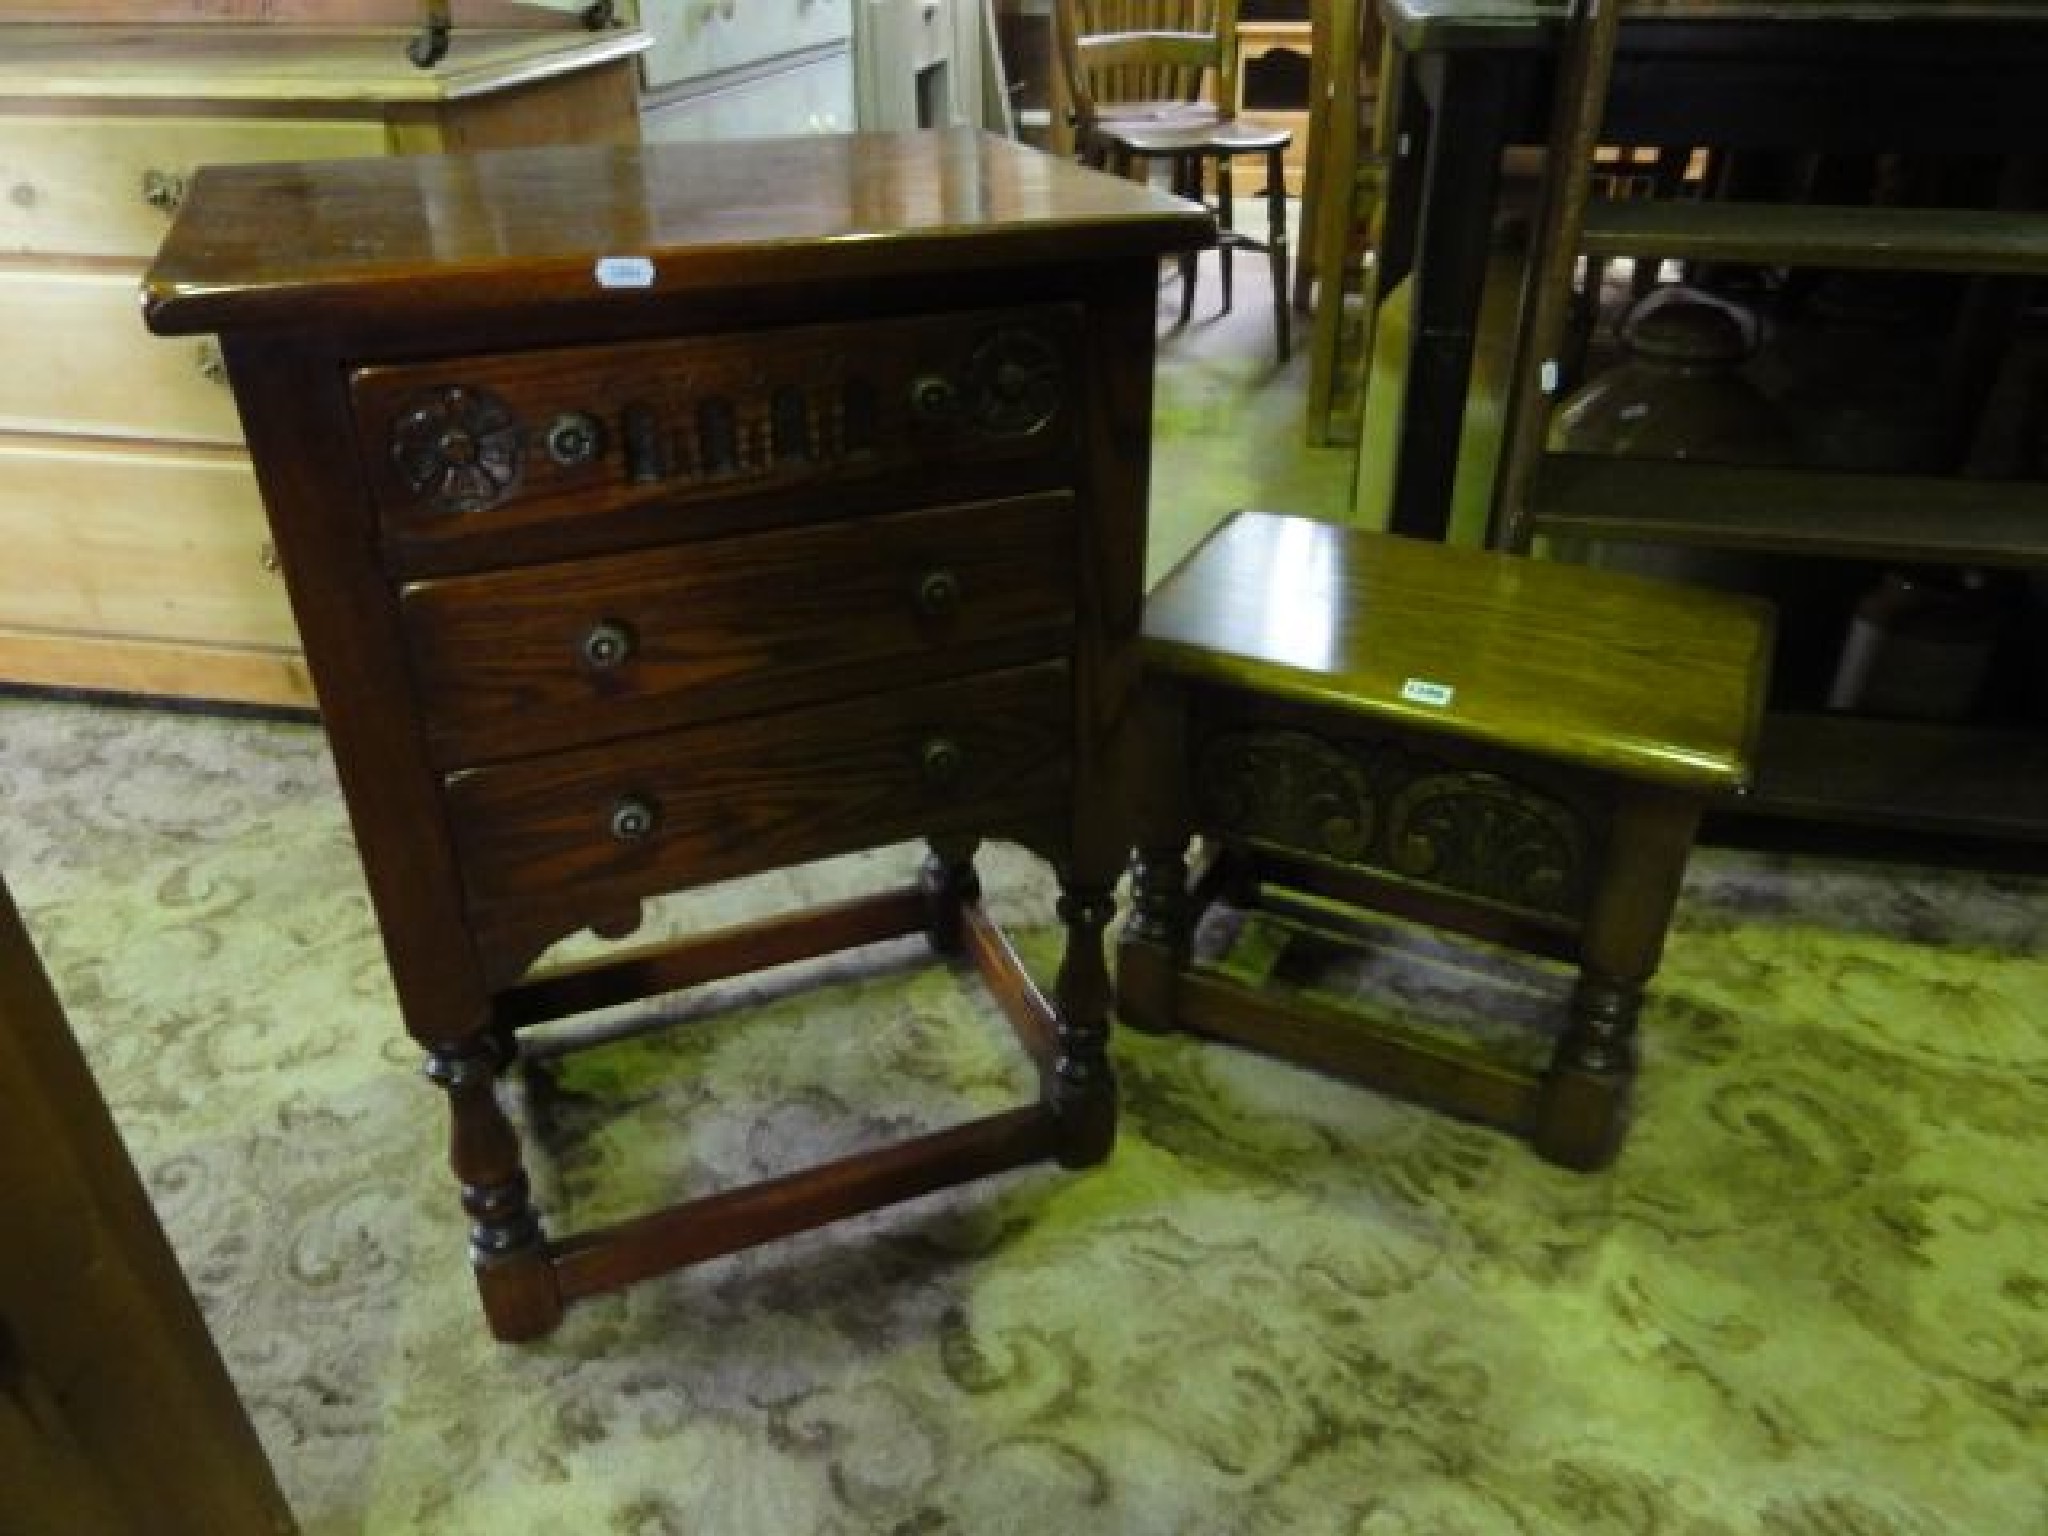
1492,2 -> 2048,848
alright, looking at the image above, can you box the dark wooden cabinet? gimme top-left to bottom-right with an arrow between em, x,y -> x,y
143,130 -> 1209,1340
1367,0 -> 2048,847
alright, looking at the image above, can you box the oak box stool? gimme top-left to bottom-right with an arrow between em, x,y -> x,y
1120,512 -> 1773,1168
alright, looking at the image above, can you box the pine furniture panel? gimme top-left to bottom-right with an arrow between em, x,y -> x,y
0,268 -> 241,444
0,24 -> 647,710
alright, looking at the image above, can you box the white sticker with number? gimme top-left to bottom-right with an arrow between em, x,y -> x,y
1401,678 -> 1455,708
594,256 -> 656,289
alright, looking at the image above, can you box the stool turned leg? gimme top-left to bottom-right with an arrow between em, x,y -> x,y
1118,840 -> 1192,1034
1543,972 -> 1641,1168
920,834 -> 982,955
1118,677 -> 1193,1036
1535,789 -> 1703,1170
424,1034 -> 562,1341
1050,876 -> 1119,1167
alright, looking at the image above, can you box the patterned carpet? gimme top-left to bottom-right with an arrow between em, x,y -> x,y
5,692 -> 2045,1536
9,218 -> 2047,1536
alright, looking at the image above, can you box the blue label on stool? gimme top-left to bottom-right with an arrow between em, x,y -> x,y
594,256 -> 656,289
1401,678 -> 1455,708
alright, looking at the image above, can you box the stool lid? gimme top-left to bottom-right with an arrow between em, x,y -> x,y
1142,511 -> 1774,791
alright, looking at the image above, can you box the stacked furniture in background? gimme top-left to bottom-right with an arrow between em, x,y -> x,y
634,0 -> 857,140
1056,0 -> 1291,359
1359,0 -> 2048,854
0,19 -> 646,710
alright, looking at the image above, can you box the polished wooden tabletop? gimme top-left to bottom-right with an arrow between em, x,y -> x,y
1143,511 -> 1774,790
1382,0 -> 2048,48
144,129 -> 1215,335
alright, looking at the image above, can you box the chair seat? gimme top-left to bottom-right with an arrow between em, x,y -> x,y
1058,0 -> 1289,358
1093,99 -> 1221,129
1099,119 -> 1293,157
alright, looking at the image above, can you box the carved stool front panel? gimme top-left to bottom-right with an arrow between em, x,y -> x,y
1188,699 -> 1605,925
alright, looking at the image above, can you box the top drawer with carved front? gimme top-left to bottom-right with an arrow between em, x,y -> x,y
351,305 -> 1079,570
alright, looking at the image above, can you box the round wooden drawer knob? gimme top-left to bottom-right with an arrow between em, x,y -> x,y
909,374 -> 957,423
580,619 -> 636,671
920,737 -> 965,790
546,412 -> 606,468
608,795 -> 657,842
916,569 -> 961,618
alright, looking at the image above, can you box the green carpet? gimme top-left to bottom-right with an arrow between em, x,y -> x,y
6,239 -> 2045,1536
5,693 -> 2045,1535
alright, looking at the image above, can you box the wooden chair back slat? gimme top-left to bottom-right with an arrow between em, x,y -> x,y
1057,0 -> 1240,129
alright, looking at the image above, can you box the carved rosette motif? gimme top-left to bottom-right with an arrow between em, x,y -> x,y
1192,726 -> 1593,919
391,385 -> 524,513
1194,729 -> 1375,862
965,326 -> 1062,436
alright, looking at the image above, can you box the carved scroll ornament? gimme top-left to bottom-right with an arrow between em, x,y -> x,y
1193,726 -> 1593,919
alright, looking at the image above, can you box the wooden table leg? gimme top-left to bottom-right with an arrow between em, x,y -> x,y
920,834 -> 983,954
1374,45 -> 1426,296
424,1032 -> 563,1341
1216,149 -> 1238,314
1387,48 -> 1520,540
1267,142 -> 1292,361
1050,873 -> 1119,1167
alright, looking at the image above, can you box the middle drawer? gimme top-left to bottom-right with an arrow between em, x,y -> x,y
402,490 -> 1076,766
444,660 -> 1073,922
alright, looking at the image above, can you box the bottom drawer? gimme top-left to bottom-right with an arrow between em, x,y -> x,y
445,661 -> 1070,915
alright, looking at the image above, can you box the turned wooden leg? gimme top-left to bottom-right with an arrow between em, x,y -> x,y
1218,151 -> 1237,314
487,1019 -> 522,1071
920,834 -> 983,956
1175,154 -> 1201,325
1118,839 -> 1192,1035
1050,875 -> 1119,1168
424,1035 -> 562,1341
1120,674 -> 1194,1036
1537,972 -> 1643,1169
1534,787 -> 1703,1170
1266,144 -> 1291,362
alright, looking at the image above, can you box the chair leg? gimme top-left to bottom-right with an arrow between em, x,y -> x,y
1267,144 -> 1291,362
1174,154 -> 1200,325
1216,152 -> 1236,315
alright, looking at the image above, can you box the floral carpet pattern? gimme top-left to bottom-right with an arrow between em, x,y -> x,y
4,695 -> 2045,1536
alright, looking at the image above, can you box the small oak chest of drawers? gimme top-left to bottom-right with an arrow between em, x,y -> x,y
144,130 -> 1209,1339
